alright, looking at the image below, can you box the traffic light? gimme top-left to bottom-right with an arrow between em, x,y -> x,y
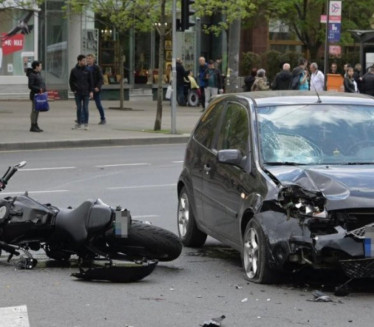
181,0 -> 195,31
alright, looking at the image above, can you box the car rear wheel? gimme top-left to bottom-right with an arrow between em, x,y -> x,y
242,219 -> 276,284
177,187 -> 207,247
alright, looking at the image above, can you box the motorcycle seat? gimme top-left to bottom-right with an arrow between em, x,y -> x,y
55,200 -> 94,244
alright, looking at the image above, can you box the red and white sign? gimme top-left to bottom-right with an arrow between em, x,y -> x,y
320,15 -> 341,23
1,33 -> 25,56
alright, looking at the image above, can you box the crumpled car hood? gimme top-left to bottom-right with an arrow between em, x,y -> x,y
265,165 -> 374,210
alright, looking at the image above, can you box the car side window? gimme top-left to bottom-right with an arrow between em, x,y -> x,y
194,102 -> 224,149
216,102 -> 249,156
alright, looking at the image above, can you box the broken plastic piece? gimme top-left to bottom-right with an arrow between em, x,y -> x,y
202,315 -> 226,327
309,290 -> 333,302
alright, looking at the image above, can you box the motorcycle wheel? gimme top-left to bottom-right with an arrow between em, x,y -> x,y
107,221 -> 182,262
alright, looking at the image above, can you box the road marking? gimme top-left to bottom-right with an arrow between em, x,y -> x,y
172,160 -> 184,164
107,183 -> 175,190
1,190 -> 69,196
20,166 -> 76,171
95,163 -> 150,168
0,305 -> 30,327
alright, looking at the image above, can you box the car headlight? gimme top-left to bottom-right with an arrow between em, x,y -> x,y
279,185 -> 327,219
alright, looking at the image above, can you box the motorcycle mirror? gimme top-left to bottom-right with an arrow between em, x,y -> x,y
16,161 -> 27,169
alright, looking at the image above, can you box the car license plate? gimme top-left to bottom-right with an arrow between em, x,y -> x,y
364,226 -> 374,258
114,209 -> 130,238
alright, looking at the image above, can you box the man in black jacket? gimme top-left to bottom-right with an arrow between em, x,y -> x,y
27,60 -> 46,132
69,54 -> 93,130
86,54 -> 106,124
362,66 -> 374,96
176,58 -> 187,106
291,58 -> 308,90
271,63 -> 292,90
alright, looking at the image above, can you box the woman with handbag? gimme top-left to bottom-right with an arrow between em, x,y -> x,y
27,60 -> 46,132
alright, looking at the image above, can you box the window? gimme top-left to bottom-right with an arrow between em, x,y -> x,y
194,101 -> 225,149
216,102 -> 249,156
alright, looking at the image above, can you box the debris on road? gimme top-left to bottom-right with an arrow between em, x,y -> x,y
308,290 -> 333,302
201,315 -> 226,327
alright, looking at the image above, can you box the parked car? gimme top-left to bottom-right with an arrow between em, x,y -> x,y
177,91 -> 374,283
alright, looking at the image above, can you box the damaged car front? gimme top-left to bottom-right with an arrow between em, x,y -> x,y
255,96 -> 374,281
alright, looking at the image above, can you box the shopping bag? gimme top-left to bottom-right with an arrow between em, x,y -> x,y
34,92 -> 50,111
165,85 -> 173,100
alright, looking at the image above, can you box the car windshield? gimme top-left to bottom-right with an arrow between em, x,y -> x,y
257,104 -> 374,165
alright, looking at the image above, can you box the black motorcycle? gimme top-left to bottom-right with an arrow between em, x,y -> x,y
0,161 -> 182,282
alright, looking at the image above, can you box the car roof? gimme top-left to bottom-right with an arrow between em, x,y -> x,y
231,91 -> 374,107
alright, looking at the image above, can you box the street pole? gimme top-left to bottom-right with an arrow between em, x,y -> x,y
323,0 -> 330,90
171,0 -> 177,134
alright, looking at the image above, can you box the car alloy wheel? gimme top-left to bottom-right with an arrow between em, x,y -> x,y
177,187 -> 207,247
178,191 -> 189,238
242,219 -> 276,283
243,226 -> 260,279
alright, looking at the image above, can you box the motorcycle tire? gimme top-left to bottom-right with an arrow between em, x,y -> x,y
108,221 -> 182,262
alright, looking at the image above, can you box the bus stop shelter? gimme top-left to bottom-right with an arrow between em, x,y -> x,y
350,30 -> 374,70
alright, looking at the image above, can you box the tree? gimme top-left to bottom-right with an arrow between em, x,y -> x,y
254,0 -> 374,59
194,0 -> 258,92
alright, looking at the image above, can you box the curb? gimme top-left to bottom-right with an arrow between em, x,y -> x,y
0,136 -> 190,151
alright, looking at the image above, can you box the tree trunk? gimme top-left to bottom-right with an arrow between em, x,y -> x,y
154,0 -> 166,131
226,19 -> 241,93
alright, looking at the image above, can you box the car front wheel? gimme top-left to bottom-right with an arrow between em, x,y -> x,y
242,219 -> 276,284
177,187 -> 207,247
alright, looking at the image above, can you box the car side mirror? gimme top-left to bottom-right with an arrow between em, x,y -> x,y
217,149 -> 243,166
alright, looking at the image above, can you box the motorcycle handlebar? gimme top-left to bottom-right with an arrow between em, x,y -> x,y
0,161 -> 27,191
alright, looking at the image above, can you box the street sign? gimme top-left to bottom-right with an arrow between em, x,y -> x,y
328,23 -> 341,42
320,15 -> 341,23
330,1 -> 342,16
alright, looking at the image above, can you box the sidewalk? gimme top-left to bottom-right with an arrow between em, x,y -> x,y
0,97 -> 202,151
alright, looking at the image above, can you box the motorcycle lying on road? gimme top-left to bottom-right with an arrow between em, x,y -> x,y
0,161 -> 182,282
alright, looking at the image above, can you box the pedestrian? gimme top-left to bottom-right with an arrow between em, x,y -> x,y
343,63 -> 351,78
298,68 -> 309,90
176,58 -> 187,106
86,53 -> 106,125
344,66 -> 358,93
330,62 -> 338,74
251,68 -> 269,91
198,57 -> 208,108
203,59 -> 223,109
361,65 -> 374,96
69,54 -> 93,130
27,60 -> 46,132
291,58 -> 308,90
243,67 -> 257,91
271,63 -> 292,90
353,63 -> 363,92
309,62 -> 325,92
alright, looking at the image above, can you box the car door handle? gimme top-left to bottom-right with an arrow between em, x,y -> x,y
203,164 -> 211,174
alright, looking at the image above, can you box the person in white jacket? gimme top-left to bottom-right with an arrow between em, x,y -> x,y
310,62 -> 325,92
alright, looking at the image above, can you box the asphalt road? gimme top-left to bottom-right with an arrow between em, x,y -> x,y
0,145 -> 373,327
